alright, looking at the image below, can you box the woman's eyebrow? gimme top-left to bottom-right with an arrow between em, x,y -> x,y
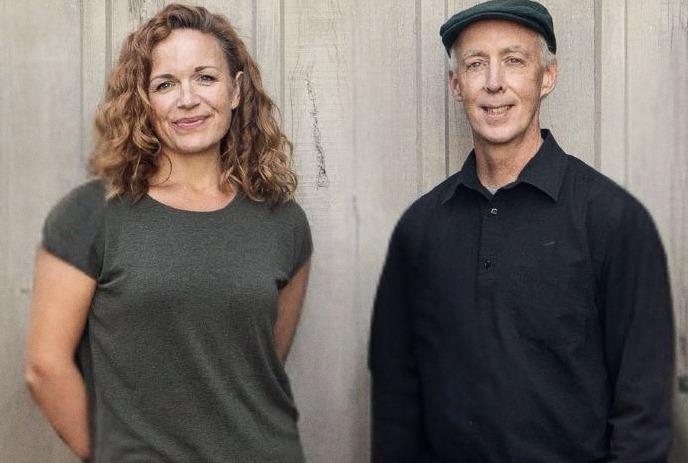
150,73 -> 174,81
151,66 -> 219,81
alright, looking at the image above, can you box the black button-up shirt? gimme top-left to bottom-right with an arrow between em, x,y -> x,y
369,131 -> 674,462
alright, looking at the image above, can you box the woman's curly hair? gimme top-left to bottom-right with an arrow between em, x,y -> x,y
90,4 -> 296,205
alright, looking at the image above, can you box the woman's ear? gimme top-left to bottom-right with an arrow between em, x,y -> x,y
231,71 -> 243,109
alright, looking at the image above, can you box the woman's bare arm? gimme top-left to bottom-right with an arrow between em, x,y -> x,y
273,259 -> 311,364
25,249 -> 96,461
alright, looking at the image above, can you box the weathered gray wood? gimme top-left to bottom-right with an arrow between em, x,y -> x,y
82,0 -> 108,163
625,2 -> 688,461
420,0 -> 451,192
255,0 -> 282,108
0,0 -> 84,462
281,1 -> 359,460
539,0 -> 596,165
598,0 -> 626,184
2,1 -> 687,462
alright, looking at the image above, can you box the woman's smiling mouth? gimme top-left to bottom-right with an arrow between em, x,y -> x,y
173,116 -> 209,129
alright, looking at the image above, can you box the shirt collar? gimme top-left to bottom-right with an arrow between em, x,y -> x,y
441,130 -> 568,204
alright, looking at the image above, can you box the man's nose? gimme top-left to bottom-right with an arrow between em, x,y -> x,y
485,63 -> 505,93
177,81 -> 200,108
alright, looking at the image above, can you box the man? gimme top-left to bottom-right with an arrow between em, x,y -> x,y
368,1 -> 674,462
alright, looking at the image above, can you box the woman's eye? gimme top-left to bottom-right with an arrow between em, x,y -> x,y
198,74 -> 216,83
154,81 -> 173,91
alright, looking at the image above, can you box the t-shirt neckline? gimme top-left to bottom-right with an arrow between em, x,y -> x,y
143,191 -> 244,215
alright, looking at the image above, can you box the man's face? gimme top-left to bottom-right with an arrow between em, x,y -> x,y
449,19 -> 557,150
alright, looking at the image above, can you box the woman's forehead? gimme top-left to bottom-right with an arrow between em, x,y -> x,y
151,29 -> 227,72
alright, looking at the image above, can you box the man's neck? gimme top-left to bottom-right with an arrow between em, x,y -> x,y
473,128 -> 544,191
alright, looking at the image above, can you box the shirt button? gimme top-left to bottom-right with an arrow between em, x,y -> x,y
490,208 -> 498,215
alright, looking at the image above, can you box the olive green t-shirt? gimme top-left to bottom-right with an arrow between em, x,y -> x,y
42,180 -> 312,463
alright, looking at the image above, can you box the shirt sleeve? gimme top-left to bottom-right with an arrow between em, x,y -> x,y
368,218 -> 429,462
288,201 -> 312,278
41,180 -> 106,280
601,200 -> 674,462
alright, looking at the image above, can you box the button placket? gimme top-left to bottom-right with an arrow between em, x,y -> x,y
478,200 -> 500,275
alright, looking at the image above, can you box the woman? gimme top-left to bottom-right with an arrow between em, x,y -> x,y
25,4 -> 311,462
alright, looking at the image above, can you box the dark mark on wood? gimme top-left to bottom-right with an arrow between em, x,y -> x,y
305,76 -> 330,188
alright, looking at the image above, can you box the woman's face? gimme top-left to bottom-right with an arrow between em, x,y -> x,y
148,29 -> 241,158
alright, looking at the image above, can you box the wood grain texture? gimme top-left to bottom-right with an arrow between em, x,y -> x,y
1,1 -> 687,462
625,1 -> 688,461
82,0 -> 108,164
598,0 -> 626,184
538,0 -> 596,165
419,0 -> 450,192
0,1 -> 85,462
281,1 -> 360,460
255,0 -> 282,108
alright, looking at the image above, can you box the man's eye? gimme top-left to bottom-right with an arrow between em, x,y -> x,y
506,57 -> 524,65
466,62 -> 482,70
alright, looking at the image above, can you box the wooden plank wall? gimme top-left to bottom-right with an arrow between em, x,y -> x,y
1,1 -> 686,462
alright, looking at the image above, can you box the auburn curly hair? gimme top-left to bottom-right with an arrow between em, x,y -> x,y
90,4 -> 296,205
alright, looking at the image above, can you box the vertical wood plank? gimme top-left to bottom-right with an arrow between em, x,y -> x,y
351,1 -> 425,457
0,1 -> 84,462
420,0 -> 450,192
82,0 -> 109,162
255,0 -> 283,108
281,1 -> 359,460
538,0 -> 596,165
598,0 -> 626,184
625,1 -> 688,461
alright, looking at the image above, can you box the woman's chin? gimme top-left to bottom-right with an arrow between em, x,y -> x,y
163,140 -> 222,157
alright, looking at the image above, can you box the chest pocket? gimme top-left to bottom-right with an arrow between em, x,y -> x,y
506,242 -> 594,351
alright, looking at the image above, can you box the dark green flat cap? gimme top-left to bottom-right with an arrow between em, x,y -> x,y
440,0 -> 556,56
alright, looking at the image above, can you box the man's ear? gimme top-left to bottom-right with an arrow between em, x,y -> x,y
449,70 -> 463,102
230,71 -> 243,110
540,61 -> 558,98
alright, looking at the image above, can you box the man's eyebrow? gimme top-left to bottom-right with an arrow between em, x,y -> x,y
502,45 -> 531,55
461,49 -> 486,59
460,45 -> 532,59
150,66 -> 219,81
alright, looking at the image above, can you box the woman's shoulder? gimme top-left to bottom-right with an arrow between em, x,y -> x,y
53,178 -> 107,209
46,179 -> 109,224
42,179 -> 109,279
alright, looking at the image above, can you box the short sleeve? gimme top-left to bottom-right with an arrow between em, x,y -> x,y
289,201 -> 312,278
41,180 -> 106,279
